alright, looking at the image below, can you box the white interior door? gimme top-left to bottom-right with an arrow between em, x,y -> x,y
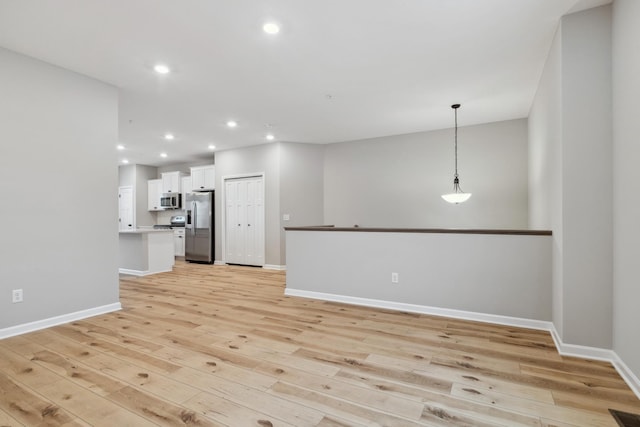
225,179 -> 242,263
224,176 -> 264,266
118,186 -> 134,231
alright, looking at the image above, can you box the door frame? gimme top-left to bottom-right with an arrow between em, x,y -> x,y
221,172 -> 266,266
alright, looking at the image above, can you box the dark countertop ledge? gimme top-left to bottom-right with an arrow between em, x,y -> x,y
284,226 -> 552,236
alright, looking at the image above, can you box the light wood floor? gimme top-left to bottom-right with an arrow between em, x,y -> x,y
1,262 -> 639,426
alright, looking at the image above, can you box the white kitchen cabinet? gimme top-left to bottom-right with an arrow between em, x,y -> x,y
147,179 -> 164,211
190,165 -> 215,191
162,171 -> 183,193
174,228 -> 185,256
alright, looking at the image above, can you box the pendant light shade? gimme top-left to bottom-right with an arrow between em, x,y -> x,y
441,104 -> 472,204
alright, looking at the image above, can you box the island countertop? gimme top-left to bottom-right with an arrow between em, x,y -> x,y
119,228 -> 174,234
284,226 -> 552,236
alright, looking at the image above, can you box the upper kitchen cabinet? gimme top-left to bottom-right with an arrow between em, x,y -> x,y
190,165 -> 215,190
162,171 -> 184,193
148,179 -> 164,211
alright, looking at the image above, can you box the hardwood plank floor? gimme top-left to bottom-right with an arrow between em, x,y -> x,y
1,261 -> 638,426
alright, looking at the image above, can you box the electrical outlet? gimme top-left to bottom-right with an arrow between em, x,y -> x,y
391,272 -> 399,283
283,214 -> 290,221
12,289 -> 23,303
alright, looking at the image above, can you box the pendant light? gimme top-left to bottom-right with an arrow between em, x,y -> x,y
441,103 -> 472,204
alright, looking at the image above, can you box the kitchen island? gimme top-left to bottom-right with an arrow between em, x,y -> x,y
119,228 -> 174,276
285,226 -> 552,328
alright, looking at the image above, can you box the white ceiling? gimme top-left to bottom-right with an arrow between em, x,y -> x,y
0,0 -> 610,167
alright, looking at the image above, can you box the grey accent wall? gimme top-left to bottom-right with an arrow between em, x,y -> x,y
279,142 -> 325,264
0,47 -> 119,329
612,0 -> 640,382
529,5 -> 613,349
214,143 -> 281,266
324,119 -> 529,229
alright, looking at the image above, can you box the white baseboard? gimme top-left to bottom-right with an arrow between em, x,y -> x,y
0,303 -> 122,340
612,353 -> 640,400
549,325 -> 616,362
213,261 -> 285,270
284,288 -> 553,331
119,268 -> 172,276
285,288 -> 640,400
549,324 -> 640,400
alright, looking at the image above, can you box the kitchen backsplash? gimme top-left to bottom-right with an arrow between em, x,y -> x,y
157,208 -> 185,225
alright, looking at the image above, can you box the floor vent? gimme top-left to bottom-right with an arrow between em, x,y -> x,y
610,409 -> 640,427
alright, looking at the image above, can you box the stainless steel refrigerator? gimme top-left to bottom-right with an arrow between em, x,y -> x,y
185,191 -> 214,263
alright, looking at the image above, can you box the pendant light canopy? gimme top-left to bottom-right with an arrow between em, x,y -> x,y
441,104 -> 472,204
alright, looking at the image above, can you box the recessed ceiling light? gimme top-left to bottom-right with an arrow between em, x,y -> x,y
160,152 -> 168,158
263,22 -> 280,35
164,133 -> 174,140
116,144 -> 125,150
154,64 -> 170,74
266,134 -> 275,141
208,144 -> 216,150
122,159 -> 129,164
226,120 -> 238,128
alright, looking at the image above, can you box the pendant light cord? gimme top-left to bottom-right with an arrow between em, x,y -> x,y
454,106 -> 458,179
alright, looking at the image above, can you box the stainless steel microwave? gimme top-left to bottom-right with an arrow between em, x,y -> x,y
160,193 -> 181,209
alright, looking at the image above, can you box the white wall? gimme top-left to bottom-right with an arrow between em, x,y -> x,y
612,0 -> 640,382
286,230 -> 551,322
118,163 -> 136,187
135,165 -> 159,227
156,160 -> 214,225
217,119 -> 529,267
561,5 -> 613,349
529,27 -> 564,338
529,5 -> 613,349
157,159 -> 213,175
214,143 -> 281,266
529,29 -> 562,231
215,142 -> 326,267
324,119 -> 529,229
279,142 -> 325,263
118,164 -> 159,227
0,47 -> 119,330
